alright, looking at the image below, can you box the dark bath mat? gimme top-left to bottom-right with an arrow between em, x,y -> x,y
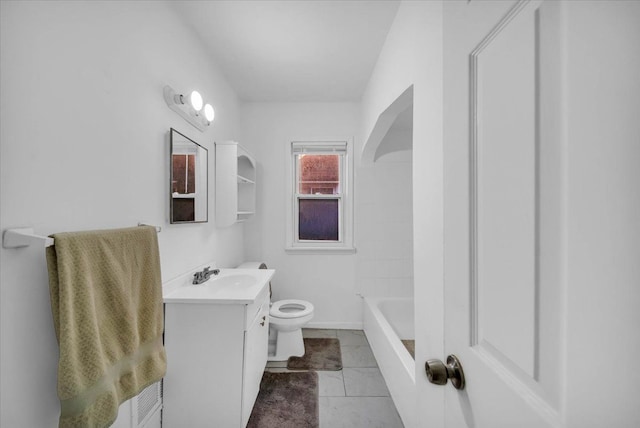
287,338 -> 342,371
247,371 -> 319,428
401,339 -> 415,359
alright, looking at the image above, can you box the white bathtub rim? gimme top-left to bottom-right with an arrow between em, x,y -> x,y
364,296 -> 416,383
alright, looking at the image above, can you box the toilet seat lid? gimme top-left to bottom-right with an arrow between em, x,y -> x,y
270,299 -> 314,319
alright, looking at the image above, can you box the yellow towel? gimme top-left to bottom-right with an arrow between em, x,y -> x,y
46,226 -> 167,428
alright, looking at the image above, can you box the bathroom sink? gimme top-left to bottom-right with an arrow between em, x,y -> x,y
163,268 -> 275,304
211,274 -> 256,288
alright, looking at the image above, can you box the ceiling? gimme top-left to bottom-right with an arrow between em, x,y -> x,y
170,0 -> 401,102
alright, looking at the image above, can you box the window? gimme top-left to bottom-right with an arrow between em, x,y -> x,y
286,139 -> 355,252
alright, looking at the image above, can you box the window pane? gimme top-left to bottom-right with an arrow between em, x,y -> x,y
172,198 -> 195,222
187,155 -> 195,193
298,198 -> 339,241
172,154 -> 196,194
297,154 -> 340,194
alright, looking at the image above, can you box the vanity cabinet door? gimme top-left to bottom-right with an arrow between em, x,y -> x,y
241,297 -> 269,427
163,303 -> 245,428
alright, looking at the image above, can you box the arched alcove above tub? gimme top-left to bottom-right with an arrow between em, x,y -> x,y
356,83 -> 414,300
361,85 -> 414,163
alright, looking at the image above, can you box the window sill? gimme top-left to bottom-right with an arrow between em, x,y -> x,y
285,246 -> 357,255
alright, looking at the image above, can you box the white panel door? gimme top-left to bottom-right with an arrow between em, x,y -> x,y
429,0 -> 640,426
442,1 -> 562,426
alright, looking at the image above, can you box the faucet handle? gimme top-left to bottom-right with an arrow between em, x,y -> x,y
192,266 -> 218,284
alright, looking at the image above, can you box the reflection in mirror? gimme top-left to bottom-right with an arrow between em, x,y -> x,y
170,128 -> 208,223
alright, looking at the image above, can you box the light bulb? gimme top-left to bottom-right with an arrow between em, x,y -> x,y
189,90 -> 203,111
204,104 -> 215,122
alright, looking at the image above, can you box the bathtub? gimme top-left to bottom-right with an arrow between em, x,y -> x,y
363,297 -> 415,428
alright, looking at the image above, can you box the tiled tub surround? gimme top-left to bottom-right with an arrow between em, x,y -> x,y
265,329 -> 404,428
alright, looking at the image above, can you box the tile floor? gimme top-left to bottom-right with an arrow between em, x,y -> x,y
265,328 -> 405,428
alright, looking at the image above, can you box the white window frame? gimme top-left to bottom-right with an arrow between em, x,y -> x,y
285,138 -> 355,253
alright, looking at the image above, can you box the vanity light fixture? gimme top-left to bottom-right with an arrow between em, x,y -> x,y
203,103 -> 215,122
189,90 -> 203,111
163,85 -> 214,132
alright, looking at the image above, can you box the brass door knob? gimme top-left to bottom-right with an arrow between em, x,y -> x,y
425,354 -> 465,390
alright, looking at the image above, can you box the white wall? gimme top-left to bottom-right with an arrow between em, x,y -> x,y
563,2 -> 640,426
0,2 -> 244,426
360,1 -> 445,427
240,102 -> 362,329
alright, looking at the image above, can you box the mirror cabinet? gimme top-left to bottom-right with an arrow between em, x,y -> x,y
170,128 -> 208,223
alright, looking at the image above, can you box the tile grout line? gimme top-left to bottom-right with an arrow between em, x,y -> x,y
308,329 -> 404,427
341,366 -> 348,397
337,332 -> 348,397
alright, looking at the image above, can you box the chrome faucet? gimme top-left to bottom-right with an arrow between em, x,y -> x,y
192,266 -> 220,284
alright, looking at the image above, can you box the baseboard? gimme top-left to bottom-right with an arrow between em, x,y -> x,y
305,321 -> 364,330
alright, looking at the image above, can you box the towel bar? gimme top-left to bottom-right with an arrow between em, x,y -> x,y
137,223 -> 162,233
2,228 -> 54,249
3,224 -> 161,249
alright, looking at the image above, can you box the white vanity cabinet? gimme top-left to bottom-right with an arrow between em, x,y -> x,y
162,284 -> 270,427
215,141 -> 256,227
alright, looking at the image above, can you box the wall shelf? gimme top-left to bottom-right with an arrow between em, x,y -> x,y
237,175 -> 255,185
215,142 -> 257,227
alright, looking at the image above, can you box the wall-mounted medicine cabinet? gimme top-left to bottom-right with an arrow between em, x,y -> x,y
215,141 -> 256,227
170,128 -> 208,223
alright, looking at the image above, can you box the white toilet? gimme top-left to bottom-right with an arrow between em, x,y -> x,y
237,262 -> 314,361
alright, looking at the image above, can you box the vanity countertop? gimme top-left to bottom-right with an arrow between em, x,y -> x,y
163,267 -> 274,304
